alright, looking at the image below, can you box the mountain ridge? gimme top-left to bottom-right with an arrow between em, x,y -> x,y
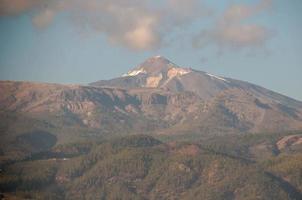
0,56 -> 302,154
1,56 -> 302,135
91,56 -> 302,107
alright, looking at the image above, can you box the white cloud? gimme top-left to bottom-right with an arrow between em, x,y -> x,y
0,0 -> 206,50
0,0 -> 273,52
193,0 -> 274,51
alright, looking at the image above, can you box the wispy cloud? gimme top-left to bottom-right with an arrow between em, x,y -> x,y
0,0 -> 208,50
193,0 -> 274,51
0,0 -> 273,52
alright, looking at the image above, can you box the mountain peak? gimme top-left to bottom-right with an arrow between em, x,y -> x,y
122,55 -> 180,77
145,55 -> 175,64
152,55 -> 165,59
147,55 -> 169,61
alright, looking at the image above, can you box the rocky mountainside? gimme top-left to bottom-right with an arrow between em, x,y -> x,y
1,56 -> 302,164
1,56 -> 302,137
91,56 -> 302,108
91,56 -> 235,100
91,56 -> 302,133
1,56 -> 302,199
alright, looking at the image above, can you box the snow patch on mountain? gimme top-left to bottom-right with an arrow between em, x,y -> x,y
206,73 -> 229,83
122,68 -> 147,77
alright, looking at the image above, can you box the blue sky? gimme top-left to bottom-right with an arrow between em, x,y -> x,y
0,0 -> 301,100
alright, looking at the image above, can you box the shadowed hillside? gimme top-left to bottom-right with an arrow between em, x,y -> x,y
1,133 -> 302,200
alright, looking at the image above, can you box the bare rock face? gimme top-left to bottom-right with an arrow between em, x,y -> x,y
277,135 -> 302,150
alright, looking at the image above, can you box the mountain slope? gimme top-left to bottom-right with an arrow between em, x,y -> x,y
91,56 -> 302,110
1,133 -> 302,200
90,56 -> 302,134
1,56 -> 302,164
1,79 -> 302,137
1,56 -> 302,199
91,56 -> 231,99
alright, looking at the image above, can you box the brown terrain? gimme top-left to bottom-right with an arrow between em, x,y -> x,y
1,57 -> 302,199
0,56 -> 302,164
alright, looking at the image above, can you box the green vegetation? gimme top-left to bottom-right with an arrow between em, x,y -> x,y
1,132 -> 302,199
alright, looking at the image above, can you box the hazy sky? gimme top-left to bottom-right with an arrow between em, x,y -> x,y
0,0 -> 301,100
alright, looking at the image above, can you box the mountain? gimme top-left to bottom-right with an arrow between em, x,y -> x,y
91,56 -> 302,107
1,56 -> 302,163
90,56 -> 302,133
1,56 -> 302,199
91,56 -> 231,99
